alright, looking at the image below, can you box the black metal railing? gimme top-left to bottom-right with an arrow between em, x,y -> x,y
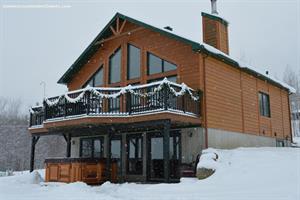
29,106 -> 44,127
29,81 -> 201,127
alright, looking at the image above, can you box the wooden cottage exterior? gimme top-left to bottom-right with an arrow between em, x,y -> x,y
28,12 -> 294,184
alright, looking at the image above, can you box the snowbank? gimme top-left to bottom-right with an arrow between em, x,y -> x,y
0,148 -> 299,200
1,170 -> 44,185
293,137 -> 300,147
197,148 -> 219,170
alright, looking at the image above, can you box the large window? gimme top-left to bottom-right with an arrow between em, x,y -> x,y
259,92 -> 270,117
147,53 -> 177,75
80,137 -> 104,158
127,134 -> 143,175
109,48 -> 122,84
83,65 -> 103,87
127,44 -> 141,80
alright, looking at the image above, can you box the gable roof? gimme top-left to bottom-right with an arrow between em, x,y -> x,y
57,12 -> 201,85
57,12 -> 295,94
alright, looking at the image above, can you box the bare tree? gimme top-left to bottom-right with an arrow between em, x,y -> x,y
283,66 -> 300,137
0,96 -> 27,125
0,96 -> 65,171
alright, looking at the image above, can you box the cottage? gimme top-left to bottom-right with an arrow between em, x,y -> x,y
29,1 -> 295,184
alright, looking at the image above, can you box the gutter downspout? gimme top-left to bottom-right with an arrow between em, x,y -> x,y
201,52 -> 209,149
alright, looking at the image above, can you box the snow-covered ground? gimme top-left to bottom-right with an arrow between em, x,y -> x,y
0,148 -> 299,200
293,137 -> 300,147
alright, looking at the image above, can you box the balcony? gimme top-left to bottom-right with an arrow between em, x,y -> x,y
29,78 -> 201,129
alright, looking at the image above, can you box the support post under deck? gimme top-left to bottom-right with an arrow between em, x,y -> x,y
163,120 -> 170,182
30,136 -> 40,172
66,134 -> 71,158
106,129 -> 112,180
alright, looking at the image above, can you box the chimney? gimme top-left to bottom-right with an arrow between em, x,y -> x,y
202,0 -> 229,54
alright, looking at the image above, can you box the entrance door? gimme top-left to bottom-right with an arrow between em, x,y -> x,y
147,131 -> 181,181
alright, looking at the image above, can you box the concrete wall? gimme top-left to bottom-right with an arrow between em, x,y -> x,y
181,127 -> 205,163
207,128 -> 278,149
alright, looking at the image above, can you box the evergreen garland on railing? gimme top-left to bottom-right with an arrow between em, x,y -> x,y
42,78 -> 200,108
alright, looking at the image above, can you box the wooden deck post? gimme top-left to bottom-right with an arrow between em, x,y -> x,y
163,120 -> 170,182
121,133 -> 126,182
106,129 -> 112,180
30,136 -> 40,172
66,134 -> 71,158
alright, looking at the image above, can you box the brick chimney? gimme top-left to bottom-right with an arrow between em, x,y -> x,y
202,0 -> 229,54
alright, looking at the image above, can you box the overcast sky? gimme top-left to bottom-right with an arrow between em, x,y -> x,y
0,0 -> 299,113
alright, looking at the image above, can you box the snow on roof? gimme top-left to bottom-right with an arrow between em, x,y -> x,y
201,43 -> 296,94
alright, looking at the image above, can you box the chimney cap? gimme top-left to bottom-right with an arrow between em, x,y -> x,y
211,0 -> 218,15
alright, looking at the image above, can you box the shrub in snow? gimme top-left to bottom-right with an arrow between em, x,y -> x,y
196,149 -> 219,179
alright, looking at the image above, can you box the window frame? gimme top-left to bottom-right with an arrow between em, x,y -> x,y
82,65 -> 104,88
79,137 -> 104,158
147,52 -> 177,75
109,47 -> 122,84
258,92 -> 271,118
127,44 -> 141,80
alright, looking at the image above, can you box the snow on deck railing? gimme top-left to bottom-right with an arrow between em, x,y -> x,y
44,78 -> 199,107
29,78 -> 201,126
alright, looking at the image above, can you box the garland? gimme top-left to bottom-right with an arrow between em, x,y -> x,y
44,78 -> 199,107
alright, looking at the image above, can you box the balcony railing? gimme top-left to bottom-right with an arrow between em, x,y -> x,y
29,78 -> 201,127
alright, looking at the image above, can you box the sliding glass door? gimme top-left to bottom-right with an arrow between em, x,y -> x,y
147,131 -> 181,181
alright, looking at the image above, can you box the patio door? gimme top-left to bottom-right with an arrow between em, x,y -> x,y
111,136 -> 121,178
147,131 -> 181,181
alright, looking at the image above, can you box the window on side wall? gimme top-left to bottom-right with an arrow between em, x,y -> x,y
258,92 -> 270,117
109,47 -> 122,84
127,44 -> 141,80
147,52 -> 177,75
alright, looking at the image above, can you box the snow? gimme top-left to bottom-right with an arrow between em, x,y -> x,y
197,149 -> 219,170
0,148 -> 299,200
293,137 -> 300,147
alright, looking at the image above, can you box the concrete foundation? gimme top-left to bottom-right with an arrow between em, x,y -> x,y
207,128 -> 277,149
181,127 -> 205,163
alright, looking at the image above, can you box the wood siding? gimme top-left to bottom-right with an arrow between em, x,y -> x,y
63,17 -> 291,141
241,72 -> 259,135
205,57 -> 243,133
67,21 -> 201,91
204,55 -> 291,140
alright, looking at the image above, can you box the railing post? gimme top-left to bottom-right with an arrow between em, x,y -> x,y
86,91 -> 90,115
29,111 -> 33,127
163,83 -> 169,110
126,92 -> 132,115
198,90 -> 203,116
63,98 -> 67,118
43,100 -> 47,120
182,94 -> 186,113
